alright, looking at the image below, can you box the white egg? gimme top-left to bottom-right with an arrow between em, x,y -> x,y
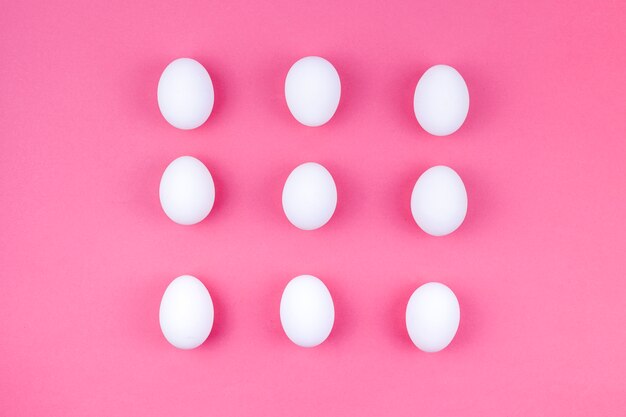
285,56 -> 341,127
159,156 -> 215,225
413,65 -> 469,136
159,275 -> 214,349
411,165 -> 467,236
282,162 -> 337,230
157,58 -> 214,129
280,275 -> 335,347
406,282 -> 460,352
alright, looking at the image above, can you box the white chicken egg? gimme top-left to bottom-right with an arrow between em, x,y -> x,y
159,156 -> 215,225
413,65 -> 469,136
157,58 -> 214,129
285,56 -> 341,126
280,275 -> 335,347
159,275 -> 214,350
410,165 -> 467,236
282,162 -> 337,230
406,282 -> 460,352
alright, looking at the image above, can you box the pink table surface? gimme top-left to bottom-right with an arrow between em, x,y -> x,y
1,0 -> 625,416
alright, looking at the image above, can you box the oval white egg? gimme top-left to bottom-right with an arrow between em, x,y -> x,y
280,275 -> 335,347
159,275 -> 214,349
285,56 -> 341,127
406,282 -> 460,352
157,58 -> 214,130
413,65 -> 469,136
282,162 -> 337,230
159,156 -> 215,225
410,165 -> 467,236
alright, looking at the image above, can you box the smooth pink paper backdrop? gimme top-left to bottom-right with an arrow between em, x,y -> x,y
1,0 -> 625,415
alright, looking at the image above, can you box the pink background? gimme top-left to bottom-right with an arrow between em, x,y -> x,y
1,0 -> 625,415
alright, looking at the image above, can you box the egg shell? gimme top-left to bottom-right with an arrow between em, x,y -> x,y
157,58 -> 214,130
406,282 -> 460,352
285,56 -> 341,127
410,165 -> 467,236
282,162 -> 337,230
280,275 -> 335,348
159,275 -> 214,350
413,64 -> 469,136
159,156 -> 215,226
